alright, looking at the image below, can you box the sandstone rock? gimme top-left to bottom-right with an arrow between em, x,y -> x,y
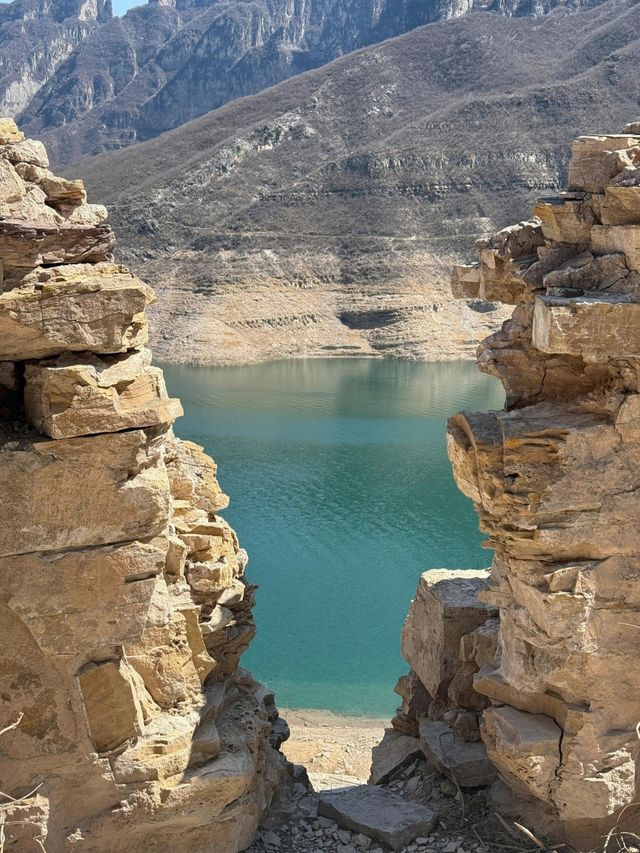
391,671 -> 430,737
0,123 -> 285,851
534,195 -> 594,244
0,263 -> 153,360
0,117 -> 23,144
418,718 -> 497,788
591,224 -> 640,271
568,135 -> 640,193
0,426 -> 170,556
446,123 -> 640,843
0,220 -> 115,281
318,785 -> 437,850
402,569 -> 497,699
532,294 -> 640,358
369,729 -> 424,785
600,186 -> 640,225
24,348 -> 183,438
2,137 -> 49,168
78,659 -> 145,752
2,540 -> 166,655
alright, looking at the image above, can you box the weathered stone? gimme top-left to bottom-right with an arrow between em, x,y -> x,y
391,670 -> 430,737
532,294 -> 640,358
445,123 -> 640,842
0,263 -> 153,360
2,137 -> 49,168
2,540 -> 166,656
481,707 -> 561,803
534,196 -> 594,244
401,570 -> 497,699
451,263 -> 481,299
165,435 -> 229,512
369,729 -> 423,785
0,123 -> 286,852
0,117 -> 23,144
0,219 -> 115,279
419,718 -> 497,788
78,659 -> 145,752
0,426 -> 170,556
568,135 -> 640,193
24,348 -> 183,438
591,224 -> 640,271
600,186 -> 640,225
318,785 -> 437,851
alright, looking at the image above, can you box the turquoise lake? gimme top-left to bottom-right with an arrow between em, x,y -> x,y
162,359 -> 504,718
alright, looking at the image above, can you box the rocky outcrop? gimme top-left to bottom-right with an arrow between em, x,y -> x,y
0,118 -> 286,852
444,126 -> 640,847
1,0 -> 606,165
78,0 -> 640,366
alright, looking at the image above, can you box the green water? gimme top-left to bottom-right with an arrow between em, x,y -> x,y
161,359 -> 504,718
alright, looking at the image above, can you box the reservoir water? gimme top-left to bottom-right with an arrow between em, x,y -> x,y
162,359 -> 504,718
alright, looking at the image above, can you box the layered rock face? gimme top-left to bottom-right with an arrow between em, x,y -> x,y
1,0 -> 604,165
0,118 -> 285,852
446,126 -> 640,846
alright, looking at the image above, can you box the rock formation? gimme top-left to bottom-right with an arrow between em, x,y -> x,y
384,124 -> 640,850
451,126 -> 640,847
79,0 -> 640,367
1,0 -> 606,166
0,118 -> 286,852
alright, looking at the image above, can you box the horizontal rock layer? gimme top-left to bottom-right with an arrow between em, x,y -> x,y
0,119 -> 285,853
448,128 -> 640,848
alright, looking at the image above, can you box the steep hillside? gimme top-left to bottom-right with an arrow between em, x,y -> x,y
76,0 -> 640,365
2,0 -> 604,164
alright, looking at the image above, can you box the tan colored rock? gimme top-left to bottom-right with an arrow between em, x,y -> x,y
0,117 -> 23,144
0,263 -> 153,360
591,224 -> 640,271
401,569 -> 496,699
14,161 -> 86,205
0,219 -> 115,280
2,540 -> 166,655
568,135 -> 640,193
534,195 -> 594,244
24,348 -> 182,438
600,185 -> 640,225
451,263 -> 481,299
0,425 -> 171,557
0,123 -> 285,852
532,294 -> 640,358
482,707 -> 561,802
419,718 -> 497,787
2,137 -> 49,168
78,659 -> 145,752
165,435 -> 229,512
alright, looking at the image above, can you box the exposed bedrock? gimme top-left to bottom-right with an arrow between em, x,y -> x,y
0,118 -> 287,852
382,127 -> 640,850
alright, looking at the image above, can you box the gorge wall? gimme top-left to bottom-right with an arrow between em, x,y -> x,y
388,125 -> 640,850
0,118 -> 286,852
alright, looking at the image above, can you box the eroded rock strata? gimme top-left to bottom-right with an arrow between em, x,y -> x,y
0,118 -> 286,852
385,125 -> 640,850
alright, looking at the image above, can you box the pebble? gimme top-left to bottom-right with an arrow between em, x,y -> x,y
337,829 -> 352,844
262,831 -> 281,847
355,834 -> 372,850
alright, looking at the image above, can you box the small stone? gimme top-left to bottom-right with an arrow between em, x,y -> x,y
337,830 -> 352,844
262,831 -> 281,847
355,834 -> 372,849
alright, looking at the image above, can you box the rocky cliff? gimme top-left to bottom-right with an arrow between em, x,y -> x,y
1,0 -> 607,165
77,0 -> 640,366
384,125 -> 640,850
0,117 -> 287,852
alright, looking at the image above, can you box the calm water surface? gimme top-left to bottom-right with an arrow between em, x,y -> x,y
161,359 -> 504,717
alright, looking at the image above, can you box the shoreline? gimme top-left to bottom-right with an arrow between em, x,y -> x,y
281,708 -> 389,789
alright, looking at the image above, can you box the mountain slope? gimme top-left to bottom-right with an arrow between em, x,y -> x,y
75,0 -> 640,365
3,0 -> 604,164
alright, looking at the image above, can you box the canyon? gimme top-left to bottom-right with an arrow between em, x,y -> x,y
2,115 -> 640,852
2,0 -> 606,166
76,0 -> 640,366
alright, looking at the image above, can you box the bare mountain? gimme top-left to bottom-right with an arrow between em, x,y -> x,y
2,0 -> 604,164
74,0 -> 640,365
